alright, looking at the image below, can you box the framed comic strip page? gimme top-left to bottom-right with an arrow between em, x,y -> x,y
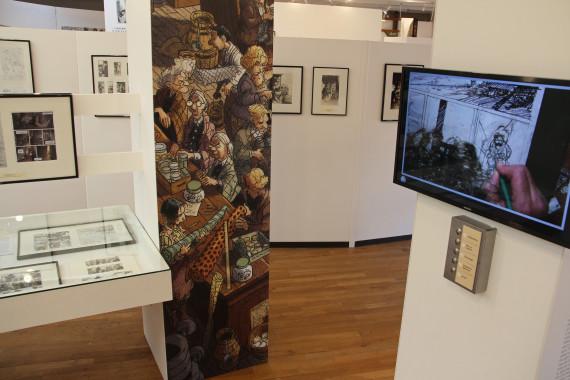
0,261 -> 60,298
91,55 -> 129,95
381,63 -> 424,121
0,39 -> 34,94
272,66 -> 303,114
0,94 -> 77,184
17,218 -> 136,260
311,67 -> 349,116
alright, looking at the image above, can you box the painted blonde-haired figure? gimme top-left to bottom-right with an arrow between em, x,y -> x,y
233,103 -> 271,184
227,45 -> 272,140
234,168 -> 270,238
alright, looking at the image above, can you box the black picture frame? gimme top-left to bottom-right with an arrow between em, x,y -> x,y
0,93 -> 78,184
272,66 -> 303,114
0,261 -> 61,298
381,63 -> 424,121
311,67 -> 349,116
17,218 -> 136,260
0,39 -> 35,94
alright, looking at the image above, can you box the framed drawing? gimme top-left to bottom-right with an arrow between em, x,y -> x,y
381,63 -> 424,121
91,55 -> 129,94
17,218 -> 136,260
0,39 -> 35,94
0,261 -> 61,297
71,254 -> 140,282
311,67 -> 349,116
272,66 -> 303,114
104,0 -> 127,32
0,94 -> 78,184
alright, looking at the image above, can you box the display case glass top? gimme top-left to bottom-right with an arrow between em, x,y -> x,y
0,205 -> 169,299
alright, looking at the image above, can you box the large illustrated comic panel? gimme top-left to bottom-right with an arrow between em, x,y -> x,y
152,1 -> 273,378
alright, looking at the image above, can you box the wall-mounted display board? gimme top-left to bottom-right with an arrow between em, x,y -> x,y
311,67 -> 349,115
0,39 -> 34,94
0,94 -> 77,184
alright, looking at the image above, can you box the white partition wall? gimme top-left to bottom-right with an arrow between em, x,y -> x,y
271,37 -> 431,244
395,1 -> 570,379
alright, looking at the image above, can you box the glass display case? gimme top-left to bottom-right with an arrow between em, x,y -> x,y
0,206 -> 171,333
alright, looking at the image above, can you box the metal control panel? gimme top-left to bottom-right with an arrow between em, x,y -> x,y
444,215 -> 497,293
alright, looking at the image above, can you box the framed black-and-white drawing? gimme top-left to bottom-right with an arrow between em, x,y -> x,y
0,94 -> 77,184
272,66 -> 303,114
0,39 -> 34,94
17,218 -> 136,260
311,67 -> 349,116
104,0 -> 127,32
0,261 -> 61,297
381,63 -> 424,121
91,55 -> 129,94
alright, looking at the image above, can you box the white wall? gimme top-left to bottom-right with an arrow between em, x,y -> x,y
275,3 -> 383,42
271,36 -> 431,243
354,41 -> 430,242
395,0 -> 570,379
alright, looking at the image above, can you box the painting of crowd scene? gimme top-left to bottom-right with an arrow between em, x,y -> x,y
152,0 -> 273,378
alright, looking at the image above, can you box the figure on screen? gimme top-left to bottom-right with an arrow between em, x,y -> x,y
482,162 -> 548,217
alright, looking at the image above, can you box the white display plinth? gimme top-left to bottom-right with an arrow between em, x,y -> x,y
0,205 -> 171,334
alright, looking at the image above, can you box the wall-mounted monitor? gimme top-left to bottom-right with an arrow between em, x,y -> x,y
394,67 -> 570,248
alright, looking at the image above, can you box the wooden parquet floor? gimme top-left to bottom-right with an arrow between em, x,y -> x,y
0,241 -> 411,379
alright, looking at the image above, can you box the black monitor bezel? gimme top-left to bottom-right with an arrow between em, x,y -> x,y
393,66 -> 570,249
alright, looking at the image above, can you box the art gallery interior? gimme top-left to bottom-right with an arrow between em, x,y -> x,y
1,0 -> 570,379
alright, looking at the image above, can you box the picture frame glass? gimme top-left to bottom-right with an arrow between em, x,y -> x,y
382,64 -> 424,121
312,67 -> 349,116
0,261 -> 60,298
91,55 -> 129,94
0,39 -> 34,94
0,94 -> 77,184
272,66 -> 303,114
18,219 -> 136,260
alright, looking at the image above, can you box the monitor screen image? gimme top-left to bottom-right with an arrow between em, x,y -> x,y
394,67 -> 570,248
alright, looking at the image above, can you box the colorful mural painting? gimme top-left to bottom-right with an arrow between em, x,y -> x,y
151,1 -> 273,378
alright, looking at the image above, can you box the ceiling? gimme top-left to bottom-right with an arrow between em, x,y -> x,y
16,0 -> 435,13
275,0 -> 435,12
16,0 -> 104,11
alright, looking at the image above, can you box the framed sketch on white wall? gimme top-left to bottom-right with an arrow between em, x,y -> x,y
91,55 -> 129,95
104,0 -> 127,32
381,63 -> 424,121
311,67 -> 349,116
0,39 -> 34,94
272,66 -> 303,114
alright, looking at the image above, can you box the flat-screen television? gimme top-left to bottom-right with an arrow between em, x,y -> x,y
394,67 -> 570,248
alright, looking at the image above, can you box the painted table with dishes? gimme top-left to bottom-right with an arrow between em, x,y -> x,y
155,144 -> 270,357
